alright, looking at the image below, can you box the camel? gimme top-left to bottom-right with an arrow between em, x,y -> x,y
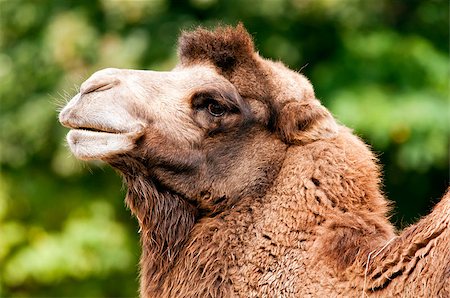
59,24 -> 449,297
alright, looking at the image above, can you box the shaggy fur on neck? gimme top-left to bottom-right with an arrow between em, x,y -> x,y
126,175 -> 198,295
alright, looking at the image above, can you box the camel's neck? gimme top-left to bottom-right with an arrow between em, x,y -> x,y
124,175 -> 198,296
117,130 -> 399,296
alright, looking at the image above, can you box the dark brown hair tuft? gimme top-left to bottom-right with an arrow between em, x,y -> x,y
178,23 -> 255,72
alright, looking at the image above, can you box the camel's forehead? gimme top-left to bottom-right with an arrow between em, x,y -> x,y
170,64 -> 230,86
114,64 -> 237,99
124,64 -> 234,94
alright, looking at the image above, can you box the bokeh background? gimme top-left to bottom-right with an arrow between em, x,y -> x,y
1,0 -> 448,296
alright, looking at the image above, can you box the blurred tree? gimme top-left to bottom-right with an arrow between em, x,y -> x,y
0,0 -> 448,296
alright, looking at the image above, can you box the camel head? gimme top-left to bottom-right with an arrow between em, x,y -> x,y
59,24 -> 338,215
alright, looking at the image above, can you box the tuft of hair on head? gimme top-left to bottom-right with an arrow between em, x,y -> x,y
178,23 -> 255,72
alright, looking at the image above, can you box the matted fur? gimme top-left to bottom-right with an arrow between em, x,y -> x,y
59,24 -> 449,297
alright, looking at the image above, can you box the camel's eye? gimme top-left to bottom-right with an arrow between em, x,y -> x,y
192,91 -> 230,117
207,102 -> 226,117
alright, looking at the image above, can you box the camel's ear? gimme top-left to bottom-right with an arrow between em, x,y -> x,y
277,99 -> 338,144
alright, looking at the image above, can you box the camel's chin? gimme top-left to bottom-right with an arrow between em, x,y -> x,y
67,129 -> 143,160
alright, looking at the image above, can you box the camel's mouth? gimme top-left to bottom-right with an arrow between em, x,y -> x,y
64,122 -> 126,134
74,126 -> 119,134
59,94 -> 147,160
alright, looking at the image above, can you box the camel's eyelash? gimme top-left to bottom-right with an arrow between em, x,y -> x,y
192,92 -> 227,113
192,91 -> 241,116
192,92 -> 219,106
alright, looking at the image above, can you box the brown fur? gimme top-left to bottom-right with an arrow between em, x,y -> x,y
60,24 -> 449,297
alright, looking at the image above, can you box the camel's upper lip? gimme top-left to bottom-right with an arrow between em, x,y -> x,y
60,117 -> 127,134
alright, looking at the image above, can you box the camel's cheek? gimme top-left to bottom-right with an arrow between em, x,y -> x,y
66,129 -> 144,160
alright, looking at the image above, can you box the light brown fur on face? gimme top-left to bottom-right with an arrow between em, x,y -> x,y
59,24 -> 449,297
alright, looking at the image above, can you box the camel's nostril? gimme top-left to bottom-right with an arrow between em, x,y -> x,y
80,77 -> 119,95
80,81 -> 116,95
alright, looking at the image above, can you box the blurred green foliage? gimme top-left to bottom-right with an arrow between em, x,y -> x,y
0,0 -> 448,296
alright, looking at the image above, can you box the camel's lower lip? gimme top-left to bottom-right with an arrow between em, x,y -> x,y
66,129 -> 144,160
